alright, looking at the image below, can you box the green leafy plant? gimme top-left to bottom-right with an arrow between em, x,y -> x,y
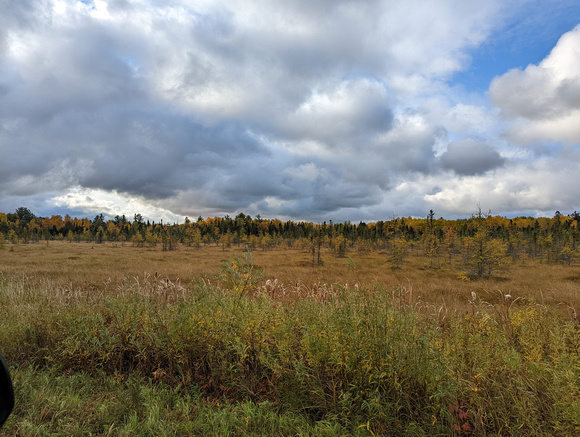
219,247 -> 263,297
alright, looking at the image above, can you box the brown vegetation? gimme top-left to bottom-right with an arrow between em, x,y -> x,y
2,240 -> 579,312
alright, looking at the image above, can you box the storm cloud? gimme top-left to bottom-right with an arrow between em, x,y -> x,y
440,139 -> 505,175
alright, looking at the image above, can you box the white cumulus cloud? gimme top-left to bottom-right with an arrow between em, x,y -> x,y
490,24 -> 580,145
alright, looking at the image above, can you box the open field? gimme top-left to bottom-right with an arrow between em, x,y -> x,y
1,241 -> 579,435
1,240 -> 579,311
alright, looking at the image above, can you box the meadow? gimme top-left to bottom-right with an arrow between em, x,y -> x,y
0,240 -> 579,435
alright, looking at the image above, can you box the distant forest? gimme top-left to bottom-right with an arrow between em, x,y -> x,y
1,207 -> 580,276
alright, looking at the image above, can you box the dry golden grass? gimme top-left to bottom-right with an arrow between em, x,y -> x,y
1,240 -> 579,313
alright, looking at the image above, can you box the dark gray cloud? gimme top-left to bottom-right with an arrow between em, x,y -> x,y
440,139 -> 505,175
0,104 -> 270,199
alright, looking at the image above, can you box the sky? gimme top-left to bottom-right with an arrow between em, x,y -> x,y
1,0 -> 580,223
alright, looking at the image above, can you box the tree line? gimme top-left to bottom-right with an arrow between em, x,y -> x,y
1,207 -> 579,277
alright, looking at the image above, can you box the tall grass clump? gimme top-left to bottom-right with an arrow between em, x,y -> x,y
267,286 -> 454,433
0,258 -> 579,435
436,293 -> 580,435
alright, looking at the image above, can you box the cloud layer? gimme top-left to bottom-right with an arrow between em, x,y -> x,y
0,0 -> 579,221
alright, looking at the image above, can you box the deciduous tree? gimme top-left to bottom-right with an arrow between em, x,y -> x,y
389,237 -> 408,268
463,228 -> 507,279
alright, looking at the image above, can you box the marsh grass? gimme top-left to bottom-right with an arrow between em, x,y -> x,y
4,366 -> 367,437
0,243 -> 579,435
2,241 -> 579,310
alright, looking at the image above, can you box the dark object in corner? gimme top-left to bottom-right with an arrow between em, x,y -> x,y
0,353 -> 14,428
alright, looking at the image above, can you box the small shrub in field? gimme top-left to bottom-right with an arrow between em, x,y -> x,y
218,248 -> 263,297
462,228 -> 508,279
7,229 -> 18,245
389,237 -> 408,268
